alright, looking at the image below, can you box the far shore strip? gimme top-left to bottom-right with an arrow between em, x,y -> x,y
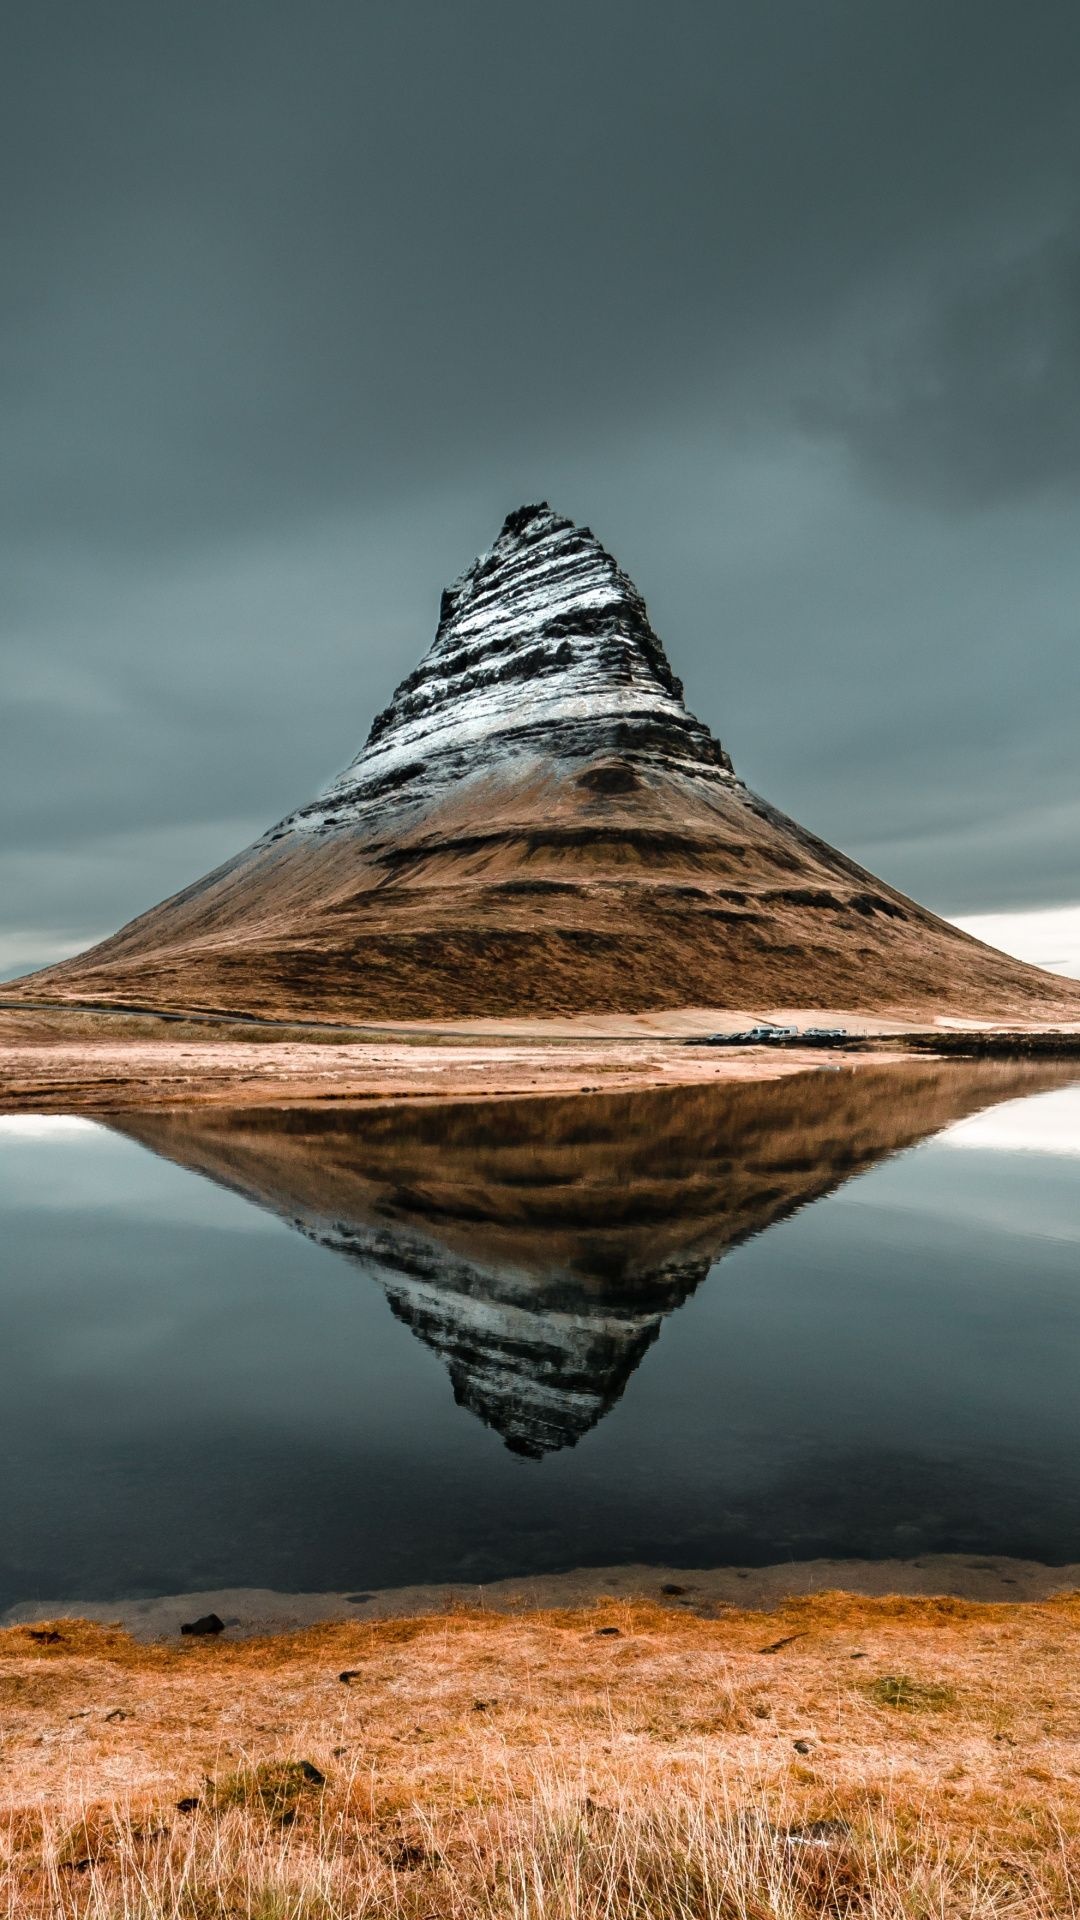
2,1001 -> 1077,1111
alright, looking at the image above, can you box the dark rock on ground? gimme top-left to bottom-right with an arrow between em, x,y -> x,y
180,1613 -> 225,1637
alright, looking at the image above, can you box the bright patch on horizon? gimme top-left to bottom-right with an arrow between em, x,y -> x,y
0,931 -> 93,976
941,1086 -> 1080,1158
0,1115 -> 104,1139
952,903 -> 1080,979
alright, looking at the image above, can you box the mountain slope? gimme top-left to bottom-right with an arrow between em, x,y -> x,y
14,504 -> 1080,1021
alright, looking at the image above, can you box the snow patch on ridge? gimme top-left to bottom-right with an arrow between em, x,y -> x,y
262,504 -> 735,842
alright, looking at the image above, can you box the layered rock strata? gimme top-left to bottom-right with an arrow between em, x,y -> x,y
14,504 -> 1080,1021
271,502 -> 734,835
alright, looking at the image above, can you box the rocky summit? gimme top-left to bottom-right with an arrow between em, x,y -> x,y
13,503 -> 1080,1021
270,501 -> 734,836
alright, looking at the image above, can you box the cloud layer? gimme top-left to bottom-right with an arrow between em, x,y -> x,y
3,1 -> 1079,973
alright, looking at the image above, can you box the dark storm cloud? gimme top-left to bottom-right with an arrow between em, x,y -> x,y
3,0 -> 1080,971
806,219 -> 1080,504
6,0 -> 1079,549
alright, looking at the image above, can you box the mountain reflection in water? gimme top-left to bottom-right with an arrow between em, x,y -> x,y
112,1060 -> 1076,1460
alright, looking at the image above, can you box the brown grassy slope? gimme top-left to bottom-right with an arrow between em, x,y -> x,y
12,760 -> 1080,1023
3,1595 -> 1080,1917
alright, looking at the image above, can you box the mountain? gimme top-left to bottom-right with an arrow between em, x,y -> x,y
111,1061 -> 1074,1457
14,503 -> 1080,1021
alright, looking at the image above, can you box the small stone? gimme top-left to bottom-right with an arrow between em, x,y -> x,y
783,1819 -> 851,1848
660,1583 -> 689,1596
793,1738 -> 812,1754
176,1796 -> 200,1813
180,1613 -> 225,1637
339,1669 -> 363,1684
595,1626 -> 621,1637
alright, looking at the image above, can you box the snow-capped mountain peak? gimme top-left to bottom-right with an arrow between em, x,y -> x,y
269,503 -> 733,838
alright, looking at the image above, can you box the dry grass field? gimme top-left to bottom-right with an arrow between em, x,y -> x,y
3,1592 -> 1079,1917
0,1002 -> 888,1113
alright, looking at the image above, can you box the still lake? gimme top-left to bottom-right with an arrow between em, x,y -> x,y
1,1061 -> 1078,1610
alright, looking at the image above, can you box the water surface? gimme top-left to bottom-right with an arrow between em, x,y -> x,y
1,1061 -> 1078,1608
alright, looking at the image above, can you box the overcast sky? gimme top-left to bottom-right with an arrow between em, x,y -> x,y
4,0 -> 1080,980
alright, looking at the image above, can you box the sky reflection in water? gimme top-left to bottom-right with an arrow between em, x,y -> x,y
1,1064 -> 1078,1608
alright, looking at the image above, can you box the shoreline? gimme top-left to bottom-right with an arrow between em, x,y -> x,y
0,1038 -> 892,1112
2,999 -> 1079,1111
6,1551 -> 1079,1641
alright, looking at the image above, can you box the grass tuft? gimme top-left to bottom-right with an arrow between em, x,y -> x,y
865,1673 -> 957,1712
206,1760 -> 327,1823
8,1769 -> 1078,1919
